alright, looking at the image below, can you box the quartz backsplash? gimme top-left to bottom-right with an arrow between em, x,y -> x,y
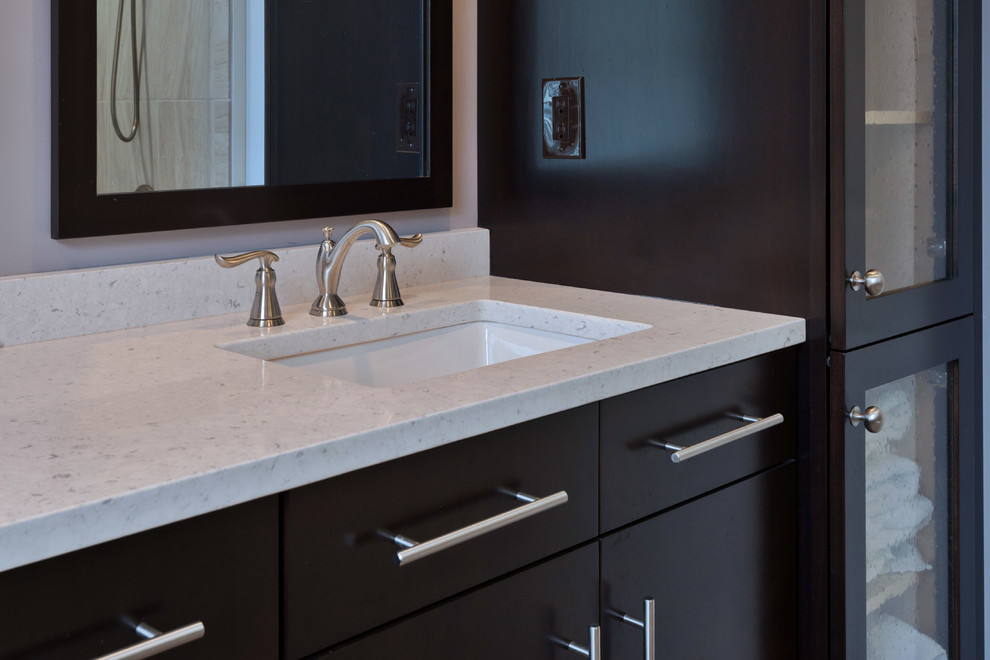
0,227 -> 489,347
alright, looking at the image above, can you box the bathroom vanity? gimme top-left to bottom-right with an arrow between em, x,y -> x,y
0,242 -> 804,658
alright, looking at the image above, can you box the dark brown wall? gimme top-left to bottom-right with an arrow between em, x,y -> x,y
478,0 -> 824,320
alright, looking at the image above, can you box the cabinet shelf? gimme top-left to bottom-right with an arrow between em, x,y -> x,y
865,110 -> 933,125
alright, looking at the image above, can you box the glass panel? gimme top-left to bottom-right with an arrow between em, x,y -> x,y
864,365 -> 952,659
864,0 -> 952,294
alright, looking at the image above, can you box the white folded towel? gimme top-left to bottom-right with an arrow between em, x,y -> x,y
867,613 -> 947,660
865,455 -> 934,582
864,380 -> 914,459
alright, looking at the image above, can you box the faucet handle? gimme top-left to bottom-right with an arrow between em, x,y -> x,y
372,246 -> 404,309
214,250 -> 284,327
373,233 -> 421,251
398,233 -> 423,248
215,250 -> 280,269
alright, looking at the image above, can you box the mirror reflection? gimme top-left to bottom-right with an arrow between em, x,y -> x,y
96,0 -> 426,195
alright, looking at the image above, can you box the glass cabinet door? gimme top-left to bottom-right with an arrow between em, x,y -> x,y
830,318 -> 977,659
831,0 -> 975,350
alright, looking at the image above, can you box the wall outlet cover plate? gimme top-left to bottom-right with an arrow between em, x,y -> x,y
396,82 -> 422,153
542,77 -> 585,159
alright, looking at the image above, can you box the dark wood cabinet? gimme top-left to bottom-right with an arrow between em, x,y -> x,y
827,0 -> 982,657
829,0 -> 977,351
830,318 -> 979,659
282,404 -> 599,657
0,497 -> 278,660
287,350 -> 798,658
0,350 -> 799,659
600,349 -> 796,532
602,463 -> 798,659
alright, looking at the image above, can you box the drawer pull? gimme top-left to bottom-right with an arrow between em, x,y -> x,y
93,621 -> 205,660
380,489 -> 568,566
609,598 -> 655,660
552,625 -> 602,659
651,413 -> 784,463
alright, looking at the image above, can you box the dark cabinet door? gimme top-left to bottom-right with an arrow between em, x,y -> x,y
830,318 -> 978,659
601,463 -> 798,660
830,0 -> 977,350
600,350 -> 796,533
319,542 -> 600,660
282,404 -> 599,657
0,497 -> 278,660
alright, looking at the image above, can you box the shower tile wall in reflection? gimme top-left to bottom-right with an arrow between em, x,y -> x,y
96,0 -> 232,194
864,366 -> 950,660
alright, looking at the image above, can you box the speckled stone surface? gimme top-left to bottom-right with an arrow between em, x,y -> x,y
0,227 -> 489,347
0,273 -> 804,572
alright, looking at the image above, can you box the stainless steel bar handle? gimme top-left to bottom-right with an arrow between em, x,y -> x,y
93,622 -> 205,660
609,598 -> 655,660
653,413 -> 784,463
383,490 -> 568,566
643,599 -> 655,660
553,626 -> 602,659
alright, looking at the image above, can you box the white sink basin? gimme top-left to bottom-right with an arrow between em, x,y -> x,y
218,300 -> 650,388
271,321 -> 592,387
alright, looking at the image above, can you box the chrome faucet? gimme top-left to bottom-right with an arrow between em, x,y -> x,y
310,220 -> 423,317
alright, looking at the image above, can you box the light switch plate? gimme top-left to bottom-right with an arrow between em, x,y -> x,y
542,77 -> 585,159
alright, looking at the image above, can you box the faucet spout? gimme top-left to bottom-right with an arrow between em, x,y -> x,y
310,220 -> 422,317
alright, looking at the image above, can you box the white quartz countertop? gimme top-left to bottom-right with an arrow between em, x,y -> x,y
0,276 -> 804,572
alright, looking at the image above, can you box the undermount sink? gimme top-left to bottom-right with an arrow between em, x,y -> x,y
218,300 -> 650,388
271,321 -> 592,387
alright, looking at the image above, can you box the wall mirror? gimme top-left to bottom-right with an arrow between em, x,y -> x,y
52,0 -> 452,238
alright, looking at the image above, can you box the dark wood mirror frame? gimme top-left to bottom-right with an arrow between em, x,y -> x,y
51,1 -> 452,239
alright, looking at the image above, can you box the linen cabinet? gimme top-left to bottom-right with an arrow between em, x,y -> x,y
829,0 -> 980,657
830,319 -> 976,658
830,0 -> 975,351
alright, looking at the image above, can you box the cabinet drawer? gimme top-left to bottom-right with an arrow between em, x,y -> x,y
602,462 -> 798,659
317,543 -> 599,659
0,497 -> 278,660
282,404 -> 599,658
601,349 -> 796,531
